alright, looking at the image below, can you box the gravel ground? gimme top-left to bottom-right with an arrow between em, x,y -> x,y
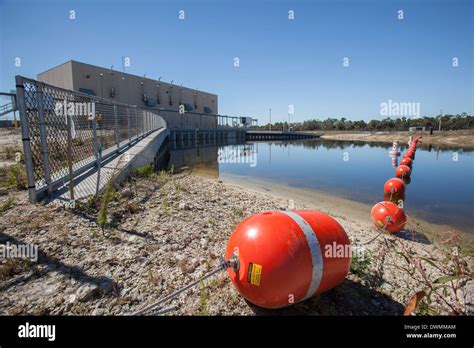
0,172 -> 472,316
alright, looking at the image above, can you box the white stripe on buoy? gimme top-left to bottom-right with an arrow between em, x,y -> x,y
282,211 -> 323,300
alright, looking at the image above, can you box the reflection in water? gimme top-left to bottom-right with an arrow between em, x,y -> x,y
218,144 -> 258,168
383,192 -> 406,206
161,138 -> 473,233
390,141 -> 401,167
163,136 -> 253,178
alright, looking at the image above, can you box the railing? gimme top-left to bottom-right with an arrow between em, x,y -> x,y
16,76 -> 256,203
146,108 -> 245,130
0,92 -> 17,117
16,76 -> 168,203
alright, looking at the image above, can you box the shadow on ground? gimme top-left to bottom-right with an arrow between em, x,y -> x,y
397,229 -> 432,245
0,231 -> 119,296
246,278 -> 404,315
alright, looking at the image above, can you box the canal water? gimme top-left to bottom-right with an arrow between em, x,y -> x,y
165,139 -> 474,233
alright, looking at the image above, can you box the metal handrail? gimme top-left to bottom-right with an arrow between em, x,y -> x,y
0,92 -> 18,116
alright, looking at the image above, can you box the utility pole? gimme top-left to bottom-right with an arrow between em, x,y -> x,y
288,112 -> 291,132
269,108 -> 272,131
439,109 -> 442,132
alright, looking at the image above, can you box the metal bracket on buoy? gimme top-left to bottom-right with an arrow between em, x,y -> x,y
227,253 -> 240,273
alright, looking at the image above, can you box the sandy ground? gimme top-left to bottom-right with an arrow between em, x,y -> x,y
0,128 -> 22,167
0,172 -> 472,316
321,130 -> 474,149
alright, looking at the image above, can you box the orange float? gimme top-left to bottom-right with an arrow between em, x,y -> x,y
400,157 -> 413,167
383,177 -> 405,195
225,210 -> 351,309
370,201 -> 407,233
396,164 -> 411,178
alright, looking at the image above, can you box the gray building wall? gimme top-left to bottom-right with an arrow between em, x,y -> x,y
37,61 -> 74,90
37,60 -> 218,115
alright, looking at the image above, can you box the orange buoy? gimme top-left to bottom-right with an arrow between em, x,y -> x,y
396,165 -> 411,178
370,201 -> 407,234
383,177 -> 405,195
400,157 -> 413,168
225,210 -> 351,309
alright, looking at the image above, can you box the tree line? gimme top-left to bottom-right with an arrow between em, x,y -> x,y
254,113 -> 473,131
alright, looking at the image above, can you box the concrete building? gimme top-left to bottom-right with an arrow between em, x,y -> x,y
37,60 -> 218,114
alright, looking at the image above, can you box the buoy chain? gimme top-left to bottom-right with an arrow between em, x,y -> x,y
131,254 -> 239,316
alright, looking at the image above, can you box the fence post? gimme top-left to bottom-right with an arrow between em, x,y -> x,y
66,103 -> 75,201
92,102 -> 98,164
15,76 -> 37,203
114,104 -> 119,148
127,107 -> 131,142
144,111 -> 148,134
146,111 -> 149,133
95,145 -> 102,197
35,83 -> 54,199
135,108 -> 139,139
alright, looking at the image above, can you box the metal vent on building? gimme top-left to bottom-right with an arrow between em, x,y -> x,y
146,98 -> 157,107
79,88 -> 96,96
183,103 -> 193,111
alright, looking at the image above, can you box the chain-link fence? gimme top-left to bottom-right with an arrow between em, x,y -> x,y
16,76 -> 253,203
16,76 -> 168,203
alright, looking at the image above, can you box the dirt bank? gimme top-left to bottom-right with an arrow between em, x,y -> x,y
321,130 -> 474,150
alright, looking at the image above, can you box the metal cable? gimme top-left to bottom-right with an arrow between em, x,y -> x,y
132,256 -> 238,316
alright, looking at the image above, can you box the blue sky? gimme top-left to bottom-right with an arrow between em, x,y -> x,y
0,0 -> 472,123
